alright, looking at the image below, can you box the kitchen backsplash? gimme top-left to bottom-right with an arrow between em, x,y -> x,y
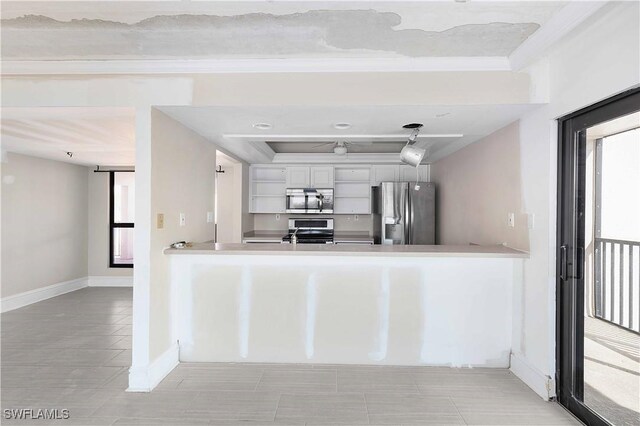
253,214 -> 373,233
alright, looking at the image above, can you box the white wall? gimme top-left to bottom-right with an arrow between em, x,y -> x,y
88,170 -> 134,277
1,153 -> 88,297
430,121 -> 529,251
512,1 -> 640,398
148,109 -> 217,362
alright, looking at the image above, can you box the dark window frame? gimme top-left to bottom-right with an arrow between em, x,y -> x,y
556,87 -> 639,426
109,171 -> 134,268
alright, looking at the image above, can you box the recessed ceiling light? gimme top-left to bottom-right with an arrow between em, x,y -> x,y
253,123 -> 272,130
333,123 -> 352,130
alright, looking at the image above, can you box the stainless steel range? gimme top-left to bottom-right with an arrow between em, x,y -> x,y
281,218 -> 334,244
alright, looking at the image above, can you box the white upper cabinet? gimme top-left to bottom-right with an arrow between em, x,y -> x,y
286,166 -> 335,188
399,165 -> 429,182
334,166 -> 372,214
286,166 -> 311,187
251,163 -> 430,214
310,166 -> 334,188
371,165 -> 399,186
249,165 -> 287,213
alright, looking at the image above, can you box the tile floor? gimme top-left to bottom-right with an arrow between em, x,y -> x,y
1,288 -> 581,425
583,316 -> 640,426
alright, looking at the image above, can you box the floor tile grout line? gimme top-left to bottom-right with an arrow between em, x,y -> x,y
273,392 -> 283,422
364,392 -> 372,425
254,370 -> 265,392
449,396 -> 468,425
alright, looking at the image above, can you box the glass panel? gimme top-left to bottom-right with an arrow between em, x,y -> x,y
584,114 -> 640,425
114,172 -> 135,223
113,227 -> 134,265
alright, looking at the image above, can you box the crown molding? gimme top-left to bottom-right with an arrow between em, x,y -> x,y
1,57 -> 511,76
224,133 -> 463,141
509,1 -> 608,71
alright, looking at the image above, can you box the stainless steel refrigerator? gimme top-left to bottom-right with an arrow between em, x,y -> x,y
372,182 -> 436,245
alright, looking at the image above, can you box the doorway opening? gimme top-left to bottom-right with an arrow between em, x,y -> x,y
557,88 -> 640,426
215,151 -> 244,243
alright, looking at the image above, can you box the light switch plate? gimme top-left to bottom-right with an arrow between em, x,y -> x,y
157,213 -> 164,229
507,213 -> 515,228
207,212 -> 214,223
179,213 -> 186,227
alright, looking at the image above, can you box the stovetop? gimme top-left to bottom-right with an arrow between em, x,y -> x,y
282,229 -> 334,244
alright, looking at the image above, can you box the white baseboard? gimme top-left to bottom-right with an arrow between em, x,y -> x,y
510,352 -> 555,400
127,343 -> 179,392
1,277 -> 88,313
88,276 -> 133,287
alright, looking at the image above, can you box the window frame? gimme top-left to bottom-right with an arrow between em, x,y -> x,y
109,171 -> 135,268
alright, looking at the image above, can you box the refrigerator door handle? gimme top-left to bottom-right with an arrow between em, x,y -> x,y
404,190 -> 411,244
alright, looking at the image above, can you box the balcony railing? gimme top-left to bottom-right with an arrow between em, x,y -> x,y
594,238 -> 640,334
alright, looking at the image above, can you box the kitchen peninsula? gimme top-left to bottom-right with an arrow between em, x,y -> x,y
165,243 -> 526,367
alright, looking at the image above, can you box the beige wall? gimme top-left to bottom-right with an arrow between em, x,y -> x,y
88,170 -> 134,277
149,109 -> 217,360
431,121 -> 529,251
1,153 -> 88,297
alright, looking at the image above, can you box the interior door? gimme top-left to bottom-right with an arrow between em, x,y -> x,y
556,88 -> 640,426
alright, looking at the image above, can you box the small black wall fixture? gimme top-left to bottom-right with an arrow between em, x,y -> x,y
216,165 -> 225,173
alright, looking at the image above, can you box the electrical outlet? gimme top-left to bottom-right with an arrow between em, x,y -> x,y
354,215 -> 359,221
507,213 -> 515,228
179,213 -> 186,227
207,212 -> 214,223
276,214 -> 280,220
157,213 -> 164,229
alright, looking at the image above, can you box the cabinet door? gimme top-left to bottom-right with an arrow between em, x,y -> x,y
286,166 -> 310,187
371,165 -> 399,186
399,165 -> 428,182
310,166 -> 334,188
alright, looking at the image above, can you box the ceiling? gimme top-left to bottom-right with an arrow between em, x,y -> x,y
0,108 -> 135,167
159,104 -> 541,164
1,1 -> 566,60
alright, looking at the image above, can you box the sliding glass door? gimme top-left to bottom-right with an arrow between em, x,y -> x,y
557,88 -> 640,425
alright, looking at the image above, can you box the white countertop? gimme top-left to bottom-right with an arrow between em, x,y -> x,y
165,242 -> 528,258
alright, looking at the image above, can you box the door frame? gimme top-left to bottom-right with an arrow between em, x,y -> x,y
556,87 -> 640,425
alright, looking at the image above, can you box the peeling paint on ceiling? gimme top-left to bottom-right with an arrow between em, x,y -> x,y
1,10 -> 540,60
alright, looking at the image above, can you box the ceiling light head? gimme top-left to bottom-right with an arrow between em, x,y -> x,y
400,145 -> 426,167
334,142 -> 348,155
253,123 -> 272,130
403,123 -> 424,143
333,123 -> 352,130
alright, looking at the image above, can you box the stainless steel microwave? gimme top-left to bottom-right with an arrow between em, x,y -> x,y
285,188 -> 334,214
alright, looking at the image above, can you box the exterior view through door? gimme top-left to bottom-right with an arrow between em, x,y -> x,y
557,89 -> 640,426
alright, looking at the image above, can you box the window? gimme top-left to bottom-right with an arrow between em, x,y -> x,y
110,171 -> 135,268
